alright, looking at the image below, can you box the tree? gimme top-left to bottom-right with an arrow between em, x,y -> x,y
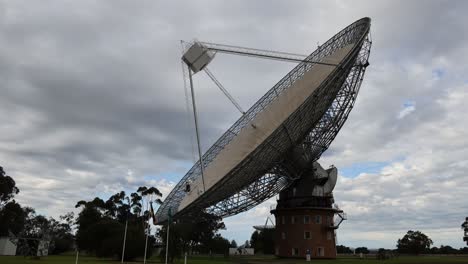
438,245 -> 458,254
230,240 -> 237,248
250,229 -> 274,254
429,246 -> 440,254
75,187 -> 159,260
355,247 -> 369,254
157,212 -> 226,262
158,222 -> 183,263
48,213 -> 75,254
244,240 -> 250,248
0,200 -> 26,236
0,166 -> 27,241
397,230 -> 433,254
139,185 -> 163,241
209,234 -> 230,255
75,198 -> 105,234
0,166 -> 19,206
377,248 -> 394,260
130,192 -> 143,216
250,231 -> 259,250
142,186 -> 163,197
16,208 -> 51,257
0,166 -> 74,255
76,208 -> 149,260
428,245 -> 463,255
336,245 -> 353,254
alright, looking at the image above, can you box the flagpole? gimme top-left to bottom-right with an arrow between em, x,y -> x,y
165,208 -> 171,264
143,200 -> 150,264
165,224 -> 170,264
121,197 -> 130,263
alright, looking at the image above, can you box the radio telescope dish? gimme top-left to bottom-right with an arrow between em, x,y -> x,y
155,18 -> 372,223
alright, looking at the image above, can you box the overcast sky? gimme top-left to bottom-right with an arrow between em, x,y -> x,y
1,0 -> 467,249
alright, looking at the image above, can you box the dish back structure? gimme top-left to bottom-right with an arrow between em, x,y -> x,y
155,18 -> 372,223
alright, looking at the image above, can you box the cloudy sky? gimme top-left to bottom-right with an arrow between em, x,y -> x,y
1,0 -> 467,249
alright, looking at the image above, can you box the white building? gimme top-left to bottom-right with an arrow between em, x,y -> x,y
0,237 -> 17,256
229,248 -> 254,255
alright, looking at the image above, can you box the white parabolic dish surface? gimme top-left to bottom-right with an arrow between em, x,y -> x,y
155,17 -> 372,223
179,44 -> 354,212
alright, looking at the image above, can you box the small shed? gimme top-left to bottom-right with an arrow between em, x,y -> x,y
229,248 -> 254,255
0,237 -> 17,256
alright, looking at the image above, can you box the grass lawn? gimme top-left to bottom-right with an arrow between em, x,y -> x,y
1,254 -> 468,264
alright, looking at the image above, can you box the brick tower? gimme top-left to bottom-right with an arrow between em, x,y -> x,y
271,162 -> 345,259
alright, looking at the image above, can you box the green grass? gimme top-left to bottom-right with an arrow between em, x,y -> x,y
1,254 -> 468,264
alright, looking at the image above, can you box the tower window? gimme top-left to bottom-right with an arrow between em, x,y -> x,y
315,215 -> 322,224
281,232 -> 286,240
327,231 -> 332,240
304,231 -> 311,239
304,215 -> 310,224
291,216 -> 298,224
292,248 -> 299,256
281,216 -> 286,224
317,247 -> 325,257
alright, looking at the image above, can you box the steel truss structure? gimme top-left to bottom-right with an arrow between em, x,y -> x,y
156,18 -> 372,223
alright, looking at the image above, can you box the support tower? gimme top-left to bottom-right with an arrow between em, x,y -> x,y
271,162 -> 345,259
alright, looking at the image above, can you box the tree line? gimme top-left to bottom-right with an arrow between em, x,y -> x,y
0,165 -> 236,262
337,230 -> 468,256
73,186 -> 162,260
3,165 -> 468,261
157,211 -> 230,262
0,166 -> 75,255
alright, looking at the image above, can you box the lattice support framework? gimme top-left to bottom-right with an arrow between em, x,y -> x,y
156,18 -> 372,223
